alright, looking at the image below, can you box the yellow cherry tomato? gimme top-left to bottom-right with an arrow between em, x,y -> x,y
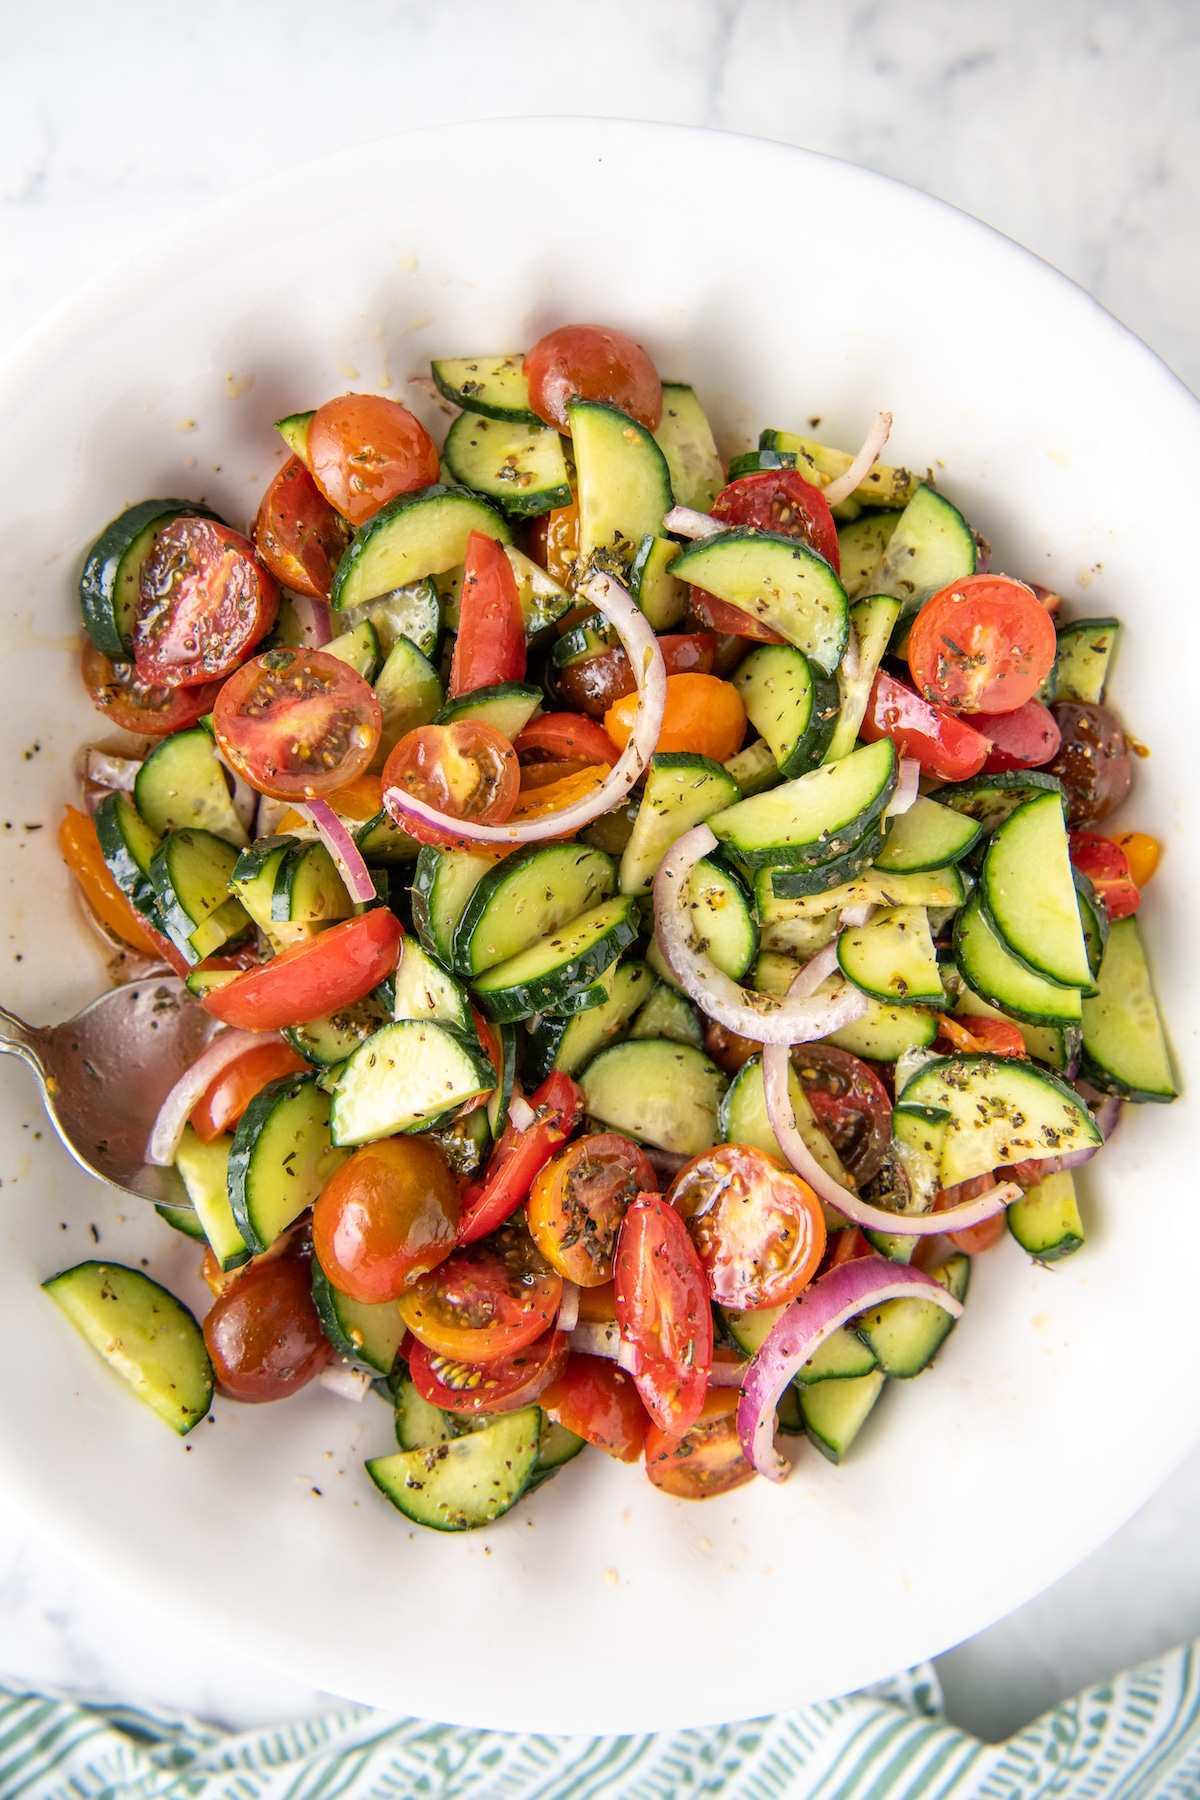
1111,830 -> 1159,888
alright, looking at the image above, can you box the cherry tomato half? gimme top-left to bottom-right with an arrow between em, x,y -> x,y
1047,702 -> 1133,825
859,670 -> 990,782
936,1013 -> 1027,1059
381,719 -> 518,848
644,1388 -> 755,1500
614,1195 -> 712,1436
556,633 -> 717,721
791,1044 -> 892,1184
457,1070 -> 585,1246
668,1144 -> 826,1311
529,500 -> 579,587
688,587 -> 787,645
980,696 -> 1062,772
133,517 -> 278,688
407,1327 -> 567,1418
711,469 -> 840,570
1069,831 -> 1141,921
203,1250 -> 333,1403
528,1133 -> 658,1286
308,393 -> 439,527
935,1176 -> 1008,1254
525,323 -> 662,433
190,1039 -> 309,1144
515,712 -> 620,768
200,909 -> 403,1031
539,1352 -> 649,1462
312,1136 -> 460,1304
213,646 -> 381,800
80,640 -> 223,737
253,456 -> 352,600
906,575 -> 1057,715
396,1223 -> 563,1363
605,672 -> 746,762
448,531 -> 527,698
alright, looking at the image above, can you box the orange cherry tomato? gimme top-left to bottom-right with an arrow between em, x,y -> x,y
203,1248 -> 333,1403
528,1133 -> 658,1286
312,1137 -> 461,1304
539,1352 -> 649,1462
508,765 -> 607,822
213,647 -> 382,801
668,1144 -> 826,1311
605,672 -> 746,761
524,323 -> 662,433
80,641 -> 224,737
644,1388 -> 755,1499
133,517 -> 279,688
935,1014 -> 1027,1059
381,719 -> 519,848
189,1040 -> 310,1143
396,1224 -> 562,1363
935,1176 -> 1008,1253
906,575 -> 1058,715
531,501 -> 579,587
1111,831 -> 1159,889
614,1195 -> 711,1436
406,1327 -> 567,1418
58,806 -> 166,959
307,393 -> 439,526
201,910 -> 403,1031
253,456 -> 351,600
576,1279 -> 618,1323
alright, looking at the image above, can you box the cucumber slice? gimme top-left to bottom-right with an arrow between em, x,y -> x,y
580,1039 -> 727,1156
271,839 -> 353,931
430,355 -> 540,424
708,739 -> 896,870
323,619 -> 381,680
719,1303 -> 783,1356
435,682 -> 542,741
718,1055 -> 848,1189
618,753 -> 740,897
837,515 -> 900,600
760,428 -> 921,513
1080,915 -> 1178,1102
413,846 -> 505,963
390,939 -> 474,1034
981,792 -> 1094,993
149,828 -> 249,964
173,1126 -> 249,1271
275,411 -> 314,463
528,1414 -> 587,1489
678,855 -> 757,981
331,485 -> 512,611
954,891 -> 1082,1025
874,795 -> 982,873
486,1022 -> 518,1139
454,843 -> 616,976
44,1260 -> 213,1435
952,984 -> 1080,1071
732,644 -> 839,778
800,1370 -> 887,1463
283,996 -> 389,1067
932,769 -> 1064,834
470,895 -> 639,1024
394,1372 -> 461,1449
823,594 -> 902,763
94,790 -> 162,920
372,633 -> 444,766
652,383 -> 724,512
629,533 -> 689,631
155,1202 -> 207,1241
723,739 -> 781,798
311,1263 -> 406,1374
366,1405 -> 541,1531
721,1304 -> 876,1382
505,545 -> 574,637
1054,617 -> 1120,705
336,579 -> 441,659
525,959 -> 653,1083
133,728 -> 249,847
1007,1168 -> 1085,1262
773,863 -> 965,918
228,1073 -> 347,1254
442,411 -> 572,517
668,529 -> 849,673
79,499 -> 219,659
822,985 -> 939,1062
855,1252 -> 969,1377
330,1020 -> 495,1147
569,399 -> 674,577
838,905 -> 945,1007
552,614 -> 619,669
230,835 -> 297,938
355,808 -> 420,864
766,823 -> 884,898
628,980 -> 703,1047
752,877 -> 840,958
1074,868 -> 1109,982
860,484 -> 976,619
901,1053 -> 1101,1185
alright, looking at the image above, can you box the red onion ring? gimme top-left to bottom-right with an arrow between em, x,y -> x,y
884,758 -> 921,817
822,412 -> 894,508
557,1281 -> 580,1335
662,504 -> 724,539
146,1028 -> 275,1167
290,593 -> 333,648
298,799 -> 377,904
382,569 -> 666,845
738,1254 -> 962,1479
707,1360 -> 749,1388
568,1321 -> 620,1359
508,1092 -> 536,1134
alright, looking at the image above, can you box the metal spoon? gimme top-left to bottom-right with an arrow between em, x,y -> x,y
0,978 -> 220,1207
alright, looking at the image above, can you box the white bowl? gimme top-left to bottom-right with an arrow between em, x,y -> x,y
0,119 -> 1196,1735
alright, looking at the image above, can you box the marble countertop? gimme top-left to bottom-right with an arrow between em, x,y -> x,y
1,0 -> 1197,1747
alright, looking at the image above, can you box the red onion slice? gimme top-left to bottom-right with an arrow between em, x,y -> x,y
383,568 -> 666,845
81,747 -> 141,791
507,1092 -> 536,1134
662,504 -> 724,539
822,412 -> 894,508
557,1281 -> 580,1334
708,1359 -> 749,1388
568,1321 -> 620,1359
738,1254 -> 962,1479
290,593 -> 334,649
884,758 -> 921,818
318,1363 -> 372,1401
298,799 -> 377,904
146,1028 -> 274,1167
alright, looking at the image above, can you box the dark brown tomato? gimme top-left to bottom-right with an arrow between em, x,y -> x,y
133,517 -> 279,687
790,1043 -> 892,1184
526,1133 -> 658,1286
703,1020 -> 759,1076
555,649 -> 636,718
1047,702 -> 1133,825
254,456 -> 351,600
203,1251 -> 333,1402
80,640 -> 223,737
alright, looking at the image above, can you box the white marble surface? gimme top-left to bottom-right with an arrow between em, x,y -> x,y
0,0 -> 1198,1748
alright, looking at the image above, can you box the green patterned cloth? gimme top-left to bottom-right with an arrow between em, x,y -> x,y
1,1648 -> 1199,1800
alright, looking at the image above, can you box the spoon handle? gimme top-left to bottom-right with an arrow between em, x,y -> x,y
0,1005 -> 47,1080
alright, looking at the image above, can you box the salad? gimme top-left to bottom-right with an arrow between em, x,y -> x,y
44,321 -> 1176,1530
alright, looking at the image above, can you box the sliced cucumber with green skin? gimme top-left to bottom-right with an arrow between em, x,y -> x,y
485,1022 -> 517,1139
653,383 -> 724,512
952,984 -> 1081,1071
726,449 -> 794,481
766,822 -> 884,899
435,682 -> 542,741
228,1072 -> 347,1254
330,1020 -> 495,1146
800,1370 -> 887,1463
134,728 -> 248,847
230,835 -> 298,940
283,996 -> 389,1067
857,484 -> 975,621
275,411 -> 314,463
721,1303 -> 877,1382
393,1371 -> 461,1449
618,753 -> 740,897
718,1055 -> 848,1190
720,1304 -> 783,1357
324,618 -> 381,680
1080,915 -> 1178,1102
954,891 -> 1082,1025
760,428 -> 921,513
629,533 -> 689,631
155,1202 -> 207,1241
981,792 -> 1094,994
838,905 -> 945,1007
390,939 -> 474,1034
413,846 -> 505,964
79,499 -> 219,659
874,796 -> 982,873
173,1126 -> 249,1271
505,545 -> 574,637
581,1038 -> 727,1157
668,529 -> 849,673
367,1405 -> 541,1531
336,579 -> 442,659
372,633 -> 444,766
527,1414 -> 587,1490
854,1253 -> 969,1379
724,739 -> 781,798
149,829 -> 249,964
331,486 -> 512,612
1054,617 -> 1120,705
44,1260 -> 213,1435
525,959 -> 653,1083
768,860 -> 965,920
837,515 -> 901,600
822,987 -> 939,1062
442,411 -> 572,517
311,1262 -> 406,1374
1074,868 -> 1109,983
901,1053 -> 1101,1185
752,877 -> 840,958
94,790 -> 161,921
184,968 -> 241,1000
552,614 -> 619,669
932,769 -> 1064,834
271,838 -> 352,930
823,594 -> 902,764
677,855 -> 757,981
709,738 -> 896,870
1008,1169 -> 1085,1262
355,808 -> 420,864
732,644 -> 840,778
628,979 -> 703,1047
569,399 -> 674,578
470,895 -> 639,1024
430,355 -> 540,424
454,843 -> 616,977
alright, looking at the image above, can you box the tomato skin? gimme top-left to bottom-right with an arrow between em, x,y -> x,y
201,909 -> 403,1031
190,1040 -> 309,1143
133,517 -> 278,688
408,1328 -> 567,1418
1069,831 -> 1141,921
668,1144 -> 826,1311
791,1044 -> 893,1184
1047,702 -> 1132,825
688,588 -> 787,645
59,805 -> 168,959
213,647 -> 382,801
614,1195 -> 712,1436
253,456 -> 351,600
860,670 -> 990,782
203,1252 -> 333,1402
540,1353 -> 649,1462
605,672 -> 746,762
644,1388 -> 755,1500
906,576 -> 1057,716
525,324 -> 662,433
980,697 -> 1061,772
312,1137 -> 460,1304
80,640 -> 223,737
458,1071 -> 584,1246
1111,831 -> 1159,889
515,712 -> 620,768
710,469 -> 840,571
396,1225 -> 562,1363
308,394 -> 439,526
557,633 -> 717,722
936,1176 -> 1008,1253
703,1021 -> 759,1076
532,501 -> 579,586
528,1133 -> 658,1286
936,1013 -> 1027,1059
381,719 -> 519,848
448,532 -> 527,697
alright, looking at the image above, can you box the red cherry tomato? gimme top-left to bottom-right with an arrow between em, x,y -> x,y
515,712 -> 620,768
396,1224 -> 562,1363
980,697 -> 1062,772
791,1044 -> 893,1184
203,1251 -> 333,1402
448,531 -> 527,697
614,1195 -> 712,1436
200,910 -> 403,1031
380,719 -> 519,848
860,670 -> 990,782
936,1013 -> 1027,1059
935,1176 -> 1008,1253
527,1133 -> 658,1286
907,575 -> 1058,715
253,456 -> 351,601
688,588 -> 787,645
711,469 -> 840,571
312,1137 -> 460,1304
190,1040 -> 310,1144
80,640 -> 223,737
524,323 -> 662,433
406,1327 -> 567,1418
539,1352 -> 649,1462
1069,831 -> 1141,921
457,1070 -> 585,1246
822,1225 -> 875,1273
668,1144 -> 826,1311
644,1388 -> 755,1499
133,517 -> 278,688
308,393 -> 439,526
213,647 -> 382,801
